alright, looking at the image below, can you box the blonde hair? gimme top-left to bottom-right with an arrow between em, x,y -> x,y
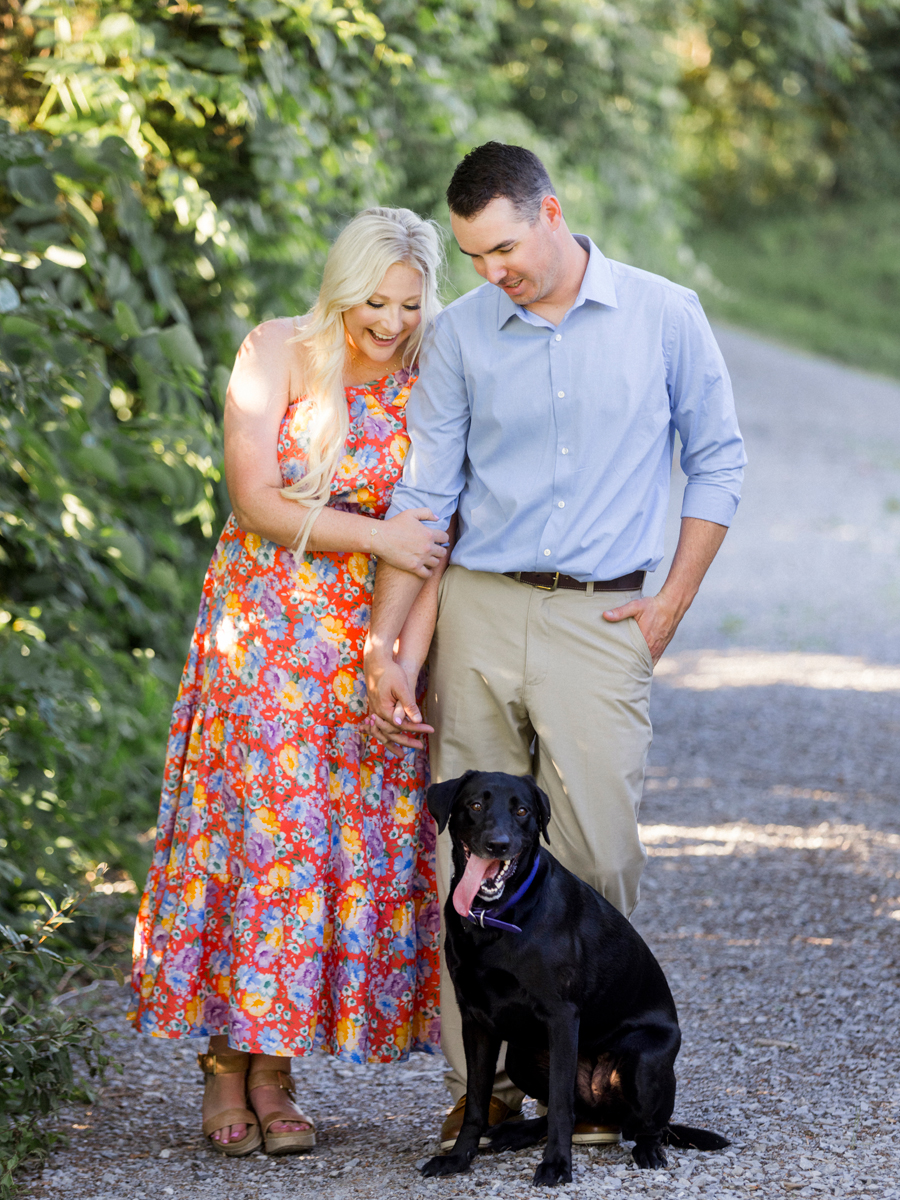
282,207 -> 443,553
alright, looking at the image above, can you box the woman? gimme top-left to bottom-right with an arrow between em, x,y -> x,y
130,208 -> 448,1156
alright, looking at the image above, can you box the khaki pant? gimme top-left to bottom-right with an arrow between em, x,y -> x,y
428,566 -> 653,1108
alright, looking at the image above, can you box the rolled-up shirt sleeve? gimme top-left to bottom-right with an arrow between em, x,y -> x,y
386,318 -> 471,524
666,292 -> 747,527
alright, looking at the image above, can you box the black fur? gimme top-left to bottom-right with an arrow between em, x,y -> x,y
420,771 -> 729,1187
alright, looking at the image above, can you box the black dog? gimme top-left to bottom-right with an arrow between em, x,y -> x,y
421,770 -> 728,1187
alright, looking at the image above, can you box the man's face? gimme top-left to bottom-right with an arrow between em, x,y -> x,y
450,196 -> 562,307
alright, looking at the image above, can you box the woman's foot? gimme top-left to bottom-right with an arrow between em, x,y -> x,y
247,1054 -> 311,1134
199,1039 -> 261,1154
201,1061 -> 250,1146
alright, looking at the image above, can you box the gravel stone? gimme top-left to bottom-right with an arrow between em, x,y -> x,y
19,330 -> 900,1198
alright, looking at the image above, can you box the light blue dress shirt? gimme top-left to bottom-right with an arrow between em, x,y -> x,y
387,236 -> 746,581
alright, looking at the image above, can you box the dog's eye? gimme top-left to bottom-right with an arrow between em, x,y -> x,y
515,806 -> 528,817
470,801 -> 483,812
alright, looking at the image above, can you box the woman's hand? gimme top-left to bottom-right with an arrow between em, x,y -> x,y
372,509 -> 450,578
364,658 -> 431,755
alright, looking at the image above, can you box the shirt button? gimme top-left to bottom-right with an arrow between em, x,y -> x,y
561,447 -> 569,454
558,501 -> 565,508
557,391 -> 565,398
555,334 -> 562,341
543,549 -> 551,557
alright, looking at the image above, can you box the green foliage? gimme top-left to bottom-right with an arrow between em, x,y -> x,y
11,0 -> 712,314
673,0 -> 900,217
10,0 -> 434,339
0,117 -> 221,934
483,0 -> 689,269
376,0 -> 697,282
0,899 -> 113,1197
693,195 -> 900,378
834,3 -> 900,194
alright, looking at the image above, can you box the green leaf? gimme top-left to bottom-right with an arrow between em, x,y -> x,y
1,314 -> 43,338
101,530 -> 147,578
172,43 -> 244,73
145,559 -> 181,595
6,164 -> 57,205
212,364 -> 231,408
157,324 -> 205,372
98,12 -> 135,39
112,300 -> 143,340
73,445 -> 123,485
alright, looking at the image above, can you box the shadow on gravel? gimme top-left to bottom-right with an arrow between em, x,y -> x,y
650,651 -> 900,820
628,659 -> 900,1197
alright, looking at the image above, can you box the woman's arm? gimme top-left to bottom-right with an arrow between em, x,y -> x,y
224,318 -> 305,545
395,564 -> 441,683
306,507 -> 449,576
223,320 -> 448,575
396,512 -> 457,672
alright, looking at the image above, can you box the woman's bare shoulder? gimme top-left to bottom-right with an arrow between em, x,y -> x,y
237,316 -> 304,355
228,319 -> 309,419
232,316 -> 314,383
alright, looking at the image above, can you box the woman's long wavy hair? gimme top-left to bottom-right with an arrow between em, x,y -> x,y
282,206 -> 443,553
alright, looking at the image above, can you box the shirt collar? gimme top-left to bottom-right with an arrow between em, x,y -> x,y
496,235 -> 618,330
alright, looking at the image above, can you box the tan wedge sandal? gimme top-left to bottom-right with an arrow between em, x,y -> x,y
247,1065 -> 316,1154
198,1051 -> 262,1157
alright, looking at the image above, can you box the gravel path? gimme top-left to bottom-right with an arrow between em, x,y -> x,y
25,329 -> 900,1199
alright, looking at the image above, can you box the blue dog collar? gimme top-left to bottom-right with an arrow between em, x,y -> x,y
466,854 -> 540,934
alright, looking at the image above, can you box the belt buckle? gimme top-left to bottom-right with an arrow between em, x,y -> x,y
536,572 -> 560,591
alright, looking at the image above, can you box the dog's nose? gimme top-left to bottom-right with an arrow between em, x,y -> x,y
485,836 -> 511,857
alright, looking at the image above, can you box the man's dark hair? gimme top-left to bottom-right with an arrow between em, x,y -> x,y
446,142 -> 556,221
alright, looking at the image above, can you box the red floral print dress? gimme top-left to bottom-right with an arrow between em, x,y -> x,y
130,369 -> 441,1061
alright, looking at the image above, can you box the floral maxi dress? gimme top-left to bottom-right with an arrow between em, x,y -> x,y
130,369 -> 441,1061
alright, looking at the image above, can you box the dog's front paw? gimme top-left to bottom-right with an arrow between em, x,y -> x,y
532,1157 -> 572,1187
486,1115 -> 547,1152
632,1140 -> 667,1170
420,1154 -> 470,1178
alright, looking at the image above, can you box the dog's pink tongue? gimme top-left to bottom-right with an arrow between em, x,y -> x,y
453,855 -> 499,917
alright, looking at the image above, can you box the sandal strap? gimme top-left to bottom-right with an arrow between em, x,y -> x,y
258,1108 -> 315,1138
198,1051 -> 250,1076
247,1068 -> 296,1097
202,1106 -> 259,1137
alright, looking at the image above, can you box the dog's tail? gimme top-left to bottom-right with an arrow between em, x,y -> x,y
663,1123 -> 730,1152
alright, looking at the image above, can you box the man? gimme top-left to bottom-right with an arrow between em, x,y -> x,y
363,142 -> 746,1145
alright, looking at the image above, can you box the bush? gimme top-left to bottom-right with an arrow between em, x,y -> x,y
0,898 -> 113,1198
0,118 -> 221,936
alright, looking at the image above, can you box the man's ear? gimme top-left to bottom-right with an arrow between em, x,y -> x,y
427,771 -> 477,833
524,774 -> 552,843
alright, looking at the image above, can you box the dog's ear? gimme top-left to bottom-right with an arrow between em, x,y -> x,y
427,771 -> 477,833
524,775 -> 552,843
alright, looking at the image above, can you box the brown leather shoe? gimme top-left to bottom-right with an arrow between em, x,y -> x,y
439,1095 -> 522,1150
572,1120 -> 621,1144
534,1102 -> 621,1145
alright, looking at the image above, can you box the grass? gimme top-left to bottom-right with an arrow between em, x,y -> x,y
691,196 -> 900,380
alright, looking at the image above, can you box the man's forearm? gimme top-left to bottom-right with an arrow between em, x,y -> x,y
395,565 -> 442,677
657,516 -> 728,621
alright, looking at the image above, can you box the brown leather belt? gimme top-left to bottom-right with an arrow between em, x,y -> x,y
503,570 -> 645,593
